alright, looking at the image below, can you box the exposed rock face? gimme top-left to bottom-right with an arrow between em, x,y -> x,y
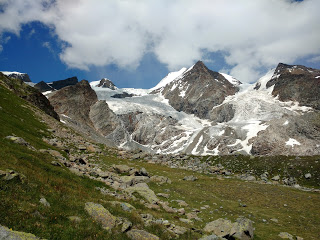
152,61 -> 240,120
251,112 -> 320,155
49,80 -> 97,127
89,100 -> 121,136
48,76 -> 78,90
266,63 -> 320,110
34,81 -> 53,92
111,92 -> 135,98
96,78 -> 116,89
34,77 -> 78,93
0,73 -> 59,120
2,72 -> 31,82
209,103 -> 235,123
203,218 -> 254,240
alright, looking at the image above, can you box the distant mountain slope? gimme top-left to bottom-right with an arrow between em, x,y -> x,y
1,71 -> 31,82
85,62 -> 319,156
152,61 -> 241,120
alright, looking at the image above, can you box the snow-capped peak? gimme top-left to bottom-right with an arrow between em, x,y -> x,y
1,71 -> 26,76
219,73 -> 242,86
150,67 -> 187,91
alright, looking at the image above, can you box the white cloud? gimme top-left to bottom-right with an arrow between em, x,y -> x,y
0,0 -> 320,82
308,55 -> 320,63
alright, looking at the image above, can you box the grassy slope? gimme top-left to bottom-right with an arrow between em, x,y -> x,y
0,79 -> 320,239
0,84 -> 136,239
99,156 -> 320,240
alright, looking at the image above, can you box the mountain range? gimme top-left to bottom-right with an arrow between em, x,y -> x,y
2,61 -> 319,156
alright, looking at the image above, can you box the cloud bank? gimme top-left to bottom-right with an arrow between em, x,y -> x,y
1,0 -> 320,82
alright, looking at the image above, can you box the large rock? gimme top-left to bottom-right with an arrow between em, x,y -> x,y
203,218 -> 233,237
126,229 -> 159,240
204,218 -> 254,239
230,217 -> 254,240
0,225 -> 43,239
84,202 -> 116,231
124,183 -> 159,203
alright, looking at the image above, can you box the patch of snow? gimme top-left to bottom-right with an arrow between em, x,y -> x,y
61,114 -> 72,119
60,120 -> 66,124
191,135 -> 203,155
170,83 -> 178,91
218,130 -> 225,136
25,82 -> 36,87
90,80 -> 101,87
254,68 -> 275,92
42,91 -> 52,96
286,138 -> 301,147
220,73 -> 241,86
122,88 -> 149,96
283,120 -> 289,125
239,121 -> 269,153
179,89 -> 187,98
315,76 -> 320,79
150,67 -> 187,90
283,101 -> 312,112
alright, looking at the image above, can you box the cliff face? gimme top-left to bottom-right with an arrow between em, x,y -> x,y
49,80 -> 97,127
266,63 -> 320,110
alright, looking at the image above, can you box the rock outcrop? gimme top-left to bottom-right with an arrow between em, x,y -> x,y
34,81 -> 54,92
85,202 -> 116,231
49,80 -> 97,127
266,63 -> 320,110
48,76 -> 78,90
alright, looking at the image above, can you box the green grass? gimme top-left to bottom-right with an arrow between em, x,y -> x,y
98,156 -> 320,240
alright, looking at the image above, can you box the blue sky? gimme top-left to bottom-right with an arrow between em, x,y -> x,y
0,0 -> 319,88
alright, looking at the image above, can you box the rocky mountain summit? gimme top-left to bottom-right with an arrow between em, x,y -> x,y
152,61 -> 241,120
94,78 -> 117,90
34,76 -> 78,92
